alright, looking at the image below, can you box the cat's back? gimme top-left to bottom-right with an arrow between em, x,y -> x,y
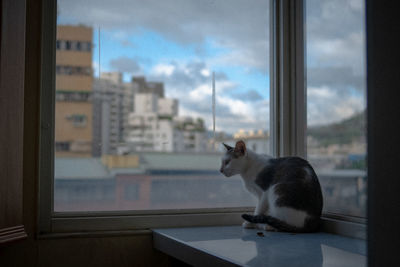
256,156 -> 323,216
255,156 -> 320,190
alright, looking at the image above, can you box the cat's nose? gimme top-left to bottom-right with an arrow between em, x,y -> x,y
219,167 -> 224,173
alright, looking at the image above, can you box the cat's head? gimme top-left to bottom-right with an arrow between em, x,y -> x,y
219,140 -> 247,177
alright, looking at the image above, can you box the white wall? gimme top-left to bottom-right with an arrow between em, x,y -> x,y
135,93 -> 159,114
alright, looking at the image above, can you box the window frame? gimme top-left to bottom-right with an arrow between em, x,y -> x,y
38,0 -> 366,237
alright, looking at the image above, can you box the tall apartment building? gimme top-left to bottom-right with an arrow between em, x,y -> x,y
92,72 -> 136,156
126,91 -> 178,152
55,25 -> 93,157
125,77 -> 207,153
132,76 -> 164,97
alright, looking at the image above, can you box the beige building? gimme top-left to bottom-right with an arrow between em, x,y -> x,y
55,25 -> 93,157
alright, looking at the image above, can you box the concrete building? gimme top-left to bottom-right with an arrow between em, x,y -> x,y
233,129 -> 270,154
158,98 -> 178,117
92,72 -> 136,156
55,25 -> 93,157
125,78 -> 207,153
132,76 -> 164,97
174,117 -> 207,152
210,129 -> 270,154
134,93 -> 159,114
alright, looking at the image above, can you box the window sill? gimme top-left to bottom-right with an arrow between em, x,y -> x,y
37,211 -> 365,240
153,226 -> 366,267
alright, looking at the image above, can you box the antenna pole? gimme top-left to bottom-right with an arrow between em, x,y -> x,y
98,27 -> 100,79
212,72 -> 216,148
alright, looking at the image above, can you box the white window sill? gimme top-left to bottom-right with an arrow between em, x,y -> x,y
153,226 -> 366,267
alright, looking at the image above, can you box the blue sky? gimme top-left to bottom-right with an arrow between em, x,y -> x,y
58,0 -> 365,133
90,28 -> 270,99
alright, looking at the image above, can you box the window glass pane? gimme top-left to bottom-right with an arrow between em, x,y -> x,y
55,0 -> 270,211
306,0 -> 366,217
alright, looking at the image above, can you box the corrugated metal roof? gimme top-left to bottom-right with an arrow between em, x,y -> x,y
140,153 -> 221,171
55,158 -> 111,179
54,153 -> 223,179
54,154 -> 364,179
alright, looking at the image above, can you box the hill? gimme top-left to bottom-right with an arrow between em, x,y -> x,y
308,110 -> 366,147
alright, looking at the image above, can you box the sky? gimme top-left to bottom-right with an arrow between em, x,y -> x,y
58,0 -> 365,134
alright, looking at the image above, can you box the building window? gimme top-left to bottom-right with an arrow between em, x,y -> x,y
56,91 -> 91,102
66,114 -> 87,127
85,41 -> 92,52
56,65 -> 92,76
56,40 -> 92,52
56,141 -> 70,151
65,40 -> 71,50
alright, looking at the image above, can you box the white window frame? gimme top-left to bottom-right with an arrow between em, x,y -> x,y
38,0 -> 366,238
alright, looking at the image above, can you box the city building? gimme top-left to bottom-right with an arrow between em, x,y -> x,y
125,77 -> 207,153
173,117 -> 207,152
92,72 -> 136,156
209,129 -> 270,154
55,25 -> 93,157
132,76 -> 164,97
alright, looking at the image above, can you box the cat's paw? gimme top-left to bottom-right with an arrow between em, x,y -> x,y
242,221 -> 256,229
261,224 -> 276,232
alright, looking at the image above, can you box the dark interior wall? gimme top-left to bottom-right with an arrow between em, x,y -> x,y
367,0 -> 400,266
0,234 -> 169,267
0,1 -> 169,266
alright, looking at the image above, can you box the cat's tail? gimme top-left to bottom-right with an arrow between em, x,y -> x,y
242,214 -> 320,233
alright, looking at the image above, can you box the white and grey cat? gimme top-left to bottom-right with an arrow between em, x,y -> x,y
220,140 -> 323,233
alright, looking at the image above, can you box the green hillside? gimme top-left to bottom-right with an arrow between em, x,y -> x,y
308,111 -> 366,147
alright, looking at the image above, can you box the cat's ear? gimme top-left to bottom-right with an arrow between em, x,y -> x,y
223,143 -> 233,151
234,140 -> 246,156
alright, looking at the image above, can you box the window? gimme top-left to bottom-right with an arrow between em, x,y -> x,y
39,0 -> 366,233
53,0 -> 270,212
56,141 -> 70,151
305,0 -> 366,218
56,91 -> 91,102
56,40 -> 92,52
56,65 -> 92,76
65,40 -> 71,50
67,114 -> 87,127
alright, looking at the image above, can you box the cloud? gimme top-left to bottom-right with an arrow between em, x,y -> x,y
306,0 -> 365,74
109,57 -> 141,73
232,89 -> 264,102
145,60 -> 269,133
307,66 -> 365,92
111,31 -> 136,48
58,0 -> 365,133
148,61 -> 230,96
307,86 -> 365,126
58,0 -> 270,72
152,64 -> 176,76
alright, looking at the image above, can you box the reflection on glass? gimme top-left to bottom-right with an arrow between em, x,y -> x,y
54,0 -> 270,211
306,0 -> 366,217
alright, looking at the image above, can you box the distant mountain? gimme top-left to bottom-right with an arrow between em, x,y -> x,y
308,110 -> 366,147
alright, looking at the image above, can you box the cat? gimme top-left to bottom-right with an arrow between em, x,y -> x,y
220,140 -> 323,233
